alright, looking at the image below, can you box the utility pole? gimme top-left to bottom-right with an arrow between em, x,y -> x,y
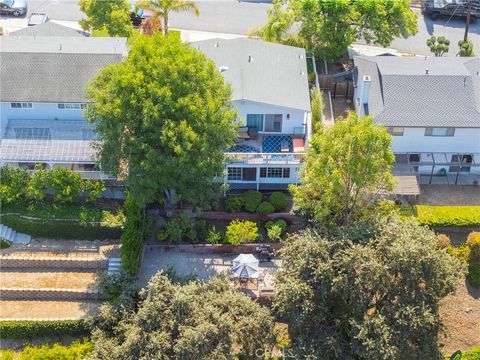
464,0 -> 473,41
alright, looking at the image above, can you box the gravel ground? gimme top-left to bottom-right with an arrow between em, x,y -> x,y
439,280 -> 480,355
0,271 -> 98,290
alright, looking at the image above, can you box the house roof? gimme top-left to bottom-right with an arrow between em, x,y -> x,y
354,56 -> 480,128
9,22 -> 87,37
192,38 -> 311,111
0,37 -> 126,103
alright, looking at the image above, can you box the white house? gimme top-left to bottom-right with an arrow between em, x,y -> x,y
1,35 -> 311,188
354,56 -> 480,183
0,36 -> 128,179
194,38 -> 311,189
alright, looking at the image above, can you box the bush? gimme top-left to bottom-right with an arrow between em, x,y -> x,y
467,232 -> 480,262
225,196 -> 244,212
243,190 -> 262,213
269,192 -> 289,211
158,213 -> 194,243
467,263 -> 480,288
1,215 -> 122,240
0,166 -> 29,204
83,179 -> 106,202
206,226 -> 223,244
267,224 -> 283,242
436,234 -> 451,249
0,239 -> 12,249
121,194 -> 144,276
265,219 -> 288,232
256,201 -> 275,215
0,320 -> 88,339
415,206 -> 480,227
225,220 -> 258,245
0,340 -> 93,359
49,168 -> 83,203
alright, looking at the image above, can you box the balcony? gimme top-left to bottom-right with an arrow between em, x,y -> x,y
225,152 -> 305,166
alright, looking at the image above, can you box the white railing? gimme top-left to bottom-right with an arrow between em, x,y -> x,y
225,152 -> 305,165
25,170 -> 115,180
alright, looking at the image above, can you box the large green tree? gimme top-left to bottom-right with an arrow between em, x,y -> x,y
274,220 -> 464,359
85,34 -> 238,207
290,112 -> 395,227
136,0 -> 199,35
90,274 -> 275,359
79,0 -> 133,37
255,0 -> 418,60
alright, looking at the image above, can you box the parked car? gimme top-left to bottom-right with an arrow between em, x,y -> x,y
130,6 -> 154,27
27,12 -> 48,26
423,0 -> 480,22
0,0 -> 27,17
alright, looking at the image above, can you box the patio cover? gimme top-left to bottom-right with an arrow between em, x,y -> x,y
232,254 -> 259,279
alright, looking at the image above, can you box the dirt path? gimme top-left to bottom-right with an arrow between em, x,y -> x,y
439,280 -> 480,355
0,300 -> 100,320
0,271 -> 98,290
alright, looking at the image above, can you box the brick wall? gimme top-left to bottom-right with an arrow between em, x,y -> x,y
143,243 -> 282,255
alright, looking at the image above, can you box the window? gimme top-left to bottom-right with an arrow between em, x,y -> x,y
227,167 -> 242,181
242,168 -> 256,181
425,127 -> 455,137
11,102 -> 33,109
58,103 -> 86,110
260,167 -> 290,178
264,114 -> 282,132
246,114 -> 264,131
14,127 -> 51,140
387,127 -> 404,136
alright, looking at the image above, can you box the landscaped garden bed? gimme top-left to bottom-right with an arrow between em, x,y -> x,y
399,205 -> 480,227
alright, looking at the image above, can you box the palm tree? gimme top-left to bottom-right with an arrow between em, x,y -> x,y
136,0 -> 199,35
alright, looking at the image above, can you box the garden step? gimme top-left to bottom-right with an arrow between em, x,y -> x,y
0,223 -> 31,244
107,257 -> 121,275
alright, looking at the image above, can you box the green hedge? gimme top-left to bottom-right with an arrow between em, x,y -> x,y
0,320 -> 89,339
0,340 -> 93,359
1,215 -> 122,240
399,206 -> 480,227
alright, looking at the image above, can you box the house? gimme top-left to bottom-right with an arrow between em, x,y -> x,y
9,21 -> 88,37
354,56 -> 480,183
193,38 -> 312,189
0,36 -> 128,179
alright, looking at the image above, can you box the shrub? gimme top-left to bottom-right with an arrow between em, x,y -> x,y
415,206 -> 480,227
267,224 -> 283,242
269,192 -> 289,211
436,234 -> 451,249
243,190 -> 262,213
0,320 -> 88,339
467,263 -> 480,288
0,166 -> 29,204
256,201 -> 275,215
0,340 -> 93,359
225,220 -> 258,245
1,215 -> 122,240
83,179 -> 106,202
206,226 -> 223,244
27,169 -> 51,201
225,196 -> 244,212
0,239 -> 12,249
159,213 -> 194,243
467,232 -> 480,262
193,219 -> 209,243
121,193 -> 144,276
49,167 -> 83,203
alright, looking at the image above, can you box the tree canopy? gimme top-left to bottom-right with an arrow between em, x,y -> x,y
274,220 -> 464,359
79,0 -> 133,37
458,39 -> 476,57
136,0 -> 199,34
85,34 -> 238,207
427,36 -> 450,57
254,0 -> 418,60
90,273 -> 275,359
290,112 -> 395,227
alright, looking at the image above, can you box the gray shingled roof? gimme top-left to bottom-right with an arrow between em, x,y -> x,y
354,56 -> 480,128
9,22 -> 87,37
0,37 -> 126,103
192,38 -> 311,111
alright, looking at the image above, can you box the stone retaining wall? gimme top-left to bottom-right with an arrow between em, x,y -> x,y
0,288 -> 100,301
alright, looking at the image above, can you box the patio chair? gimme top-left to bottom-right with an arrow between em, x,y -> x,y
238,127 -> 250,140
280,140 -> 289,152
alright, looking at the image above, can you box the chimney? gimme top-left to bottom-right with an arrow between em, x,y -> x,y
360,75 -> 371,105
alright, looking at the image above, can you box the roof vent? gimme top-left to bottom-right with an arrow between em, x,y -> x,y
299,53 -> 303,59
214,42 -> 219,48
301,71 -> 305,75
59,43 -> 62,51
248,55 -> 253,63
219,66 -> 229,73
426,69 -> 429,75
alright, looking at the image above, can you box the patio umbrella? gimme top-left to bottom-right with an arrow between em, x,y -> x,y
232,254 -> 259,279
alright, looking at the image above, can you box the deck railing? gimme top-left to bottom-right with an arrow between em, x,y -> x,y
225,152 -> 305,165
25,170 -> 115,180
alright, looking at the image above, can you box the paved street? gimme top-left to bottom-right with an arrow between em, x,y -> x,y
1,1 -> 479,56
